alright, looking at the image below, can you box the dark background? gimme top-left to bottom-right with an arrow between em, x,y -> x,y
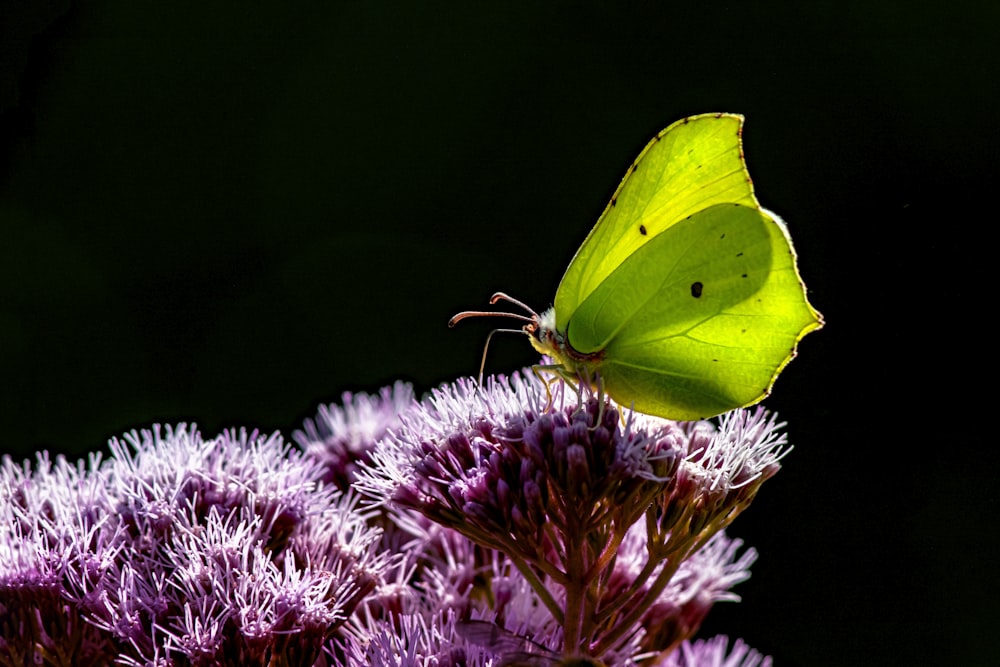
1,2 -> 995,665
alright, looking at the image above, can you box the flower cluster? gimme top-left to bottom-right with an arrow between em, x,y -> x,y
1,426 -> 385,667
1,370 -> 789,666
294,382 -> 414,491
353,372 -> 788,665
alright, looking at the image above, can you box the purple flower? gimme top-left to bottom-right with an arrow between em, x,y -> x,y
654,635 -> 773,667
2,371 -> 790,666
1,425 -> 386,667
355,372 -> 787,665
1,451 -> 121,666
622,529 -> 760,657
294,382 -> 415,491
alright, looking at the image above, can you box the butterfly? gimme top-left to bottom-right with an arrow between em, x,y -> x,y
455,620 -> 605,667
451,113 -> 822,421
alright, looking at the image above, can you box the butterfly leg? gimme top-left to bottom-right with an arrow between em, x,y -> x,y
591,372 -> 607,428
530,363 -> 569,414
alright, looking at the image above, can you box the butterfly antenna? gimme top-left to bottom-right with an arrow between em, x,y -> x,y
475,327 -> 526,383
488,291 -> 539,316
449,293 -> 542,383
448,292 -> 539,327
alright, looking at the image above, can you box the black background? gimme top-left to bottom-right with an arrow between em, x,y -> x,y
1,2 -> 996,665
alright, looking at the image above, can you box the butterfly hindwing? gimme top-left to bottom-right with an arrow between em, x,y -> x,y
567,204 -> 820,420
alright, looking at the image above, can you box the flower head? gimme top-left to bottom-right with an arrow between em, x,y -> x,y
355,372 -> 788,664
653,635 -> 772,667
1,424 -> 387,667
294,381 -> 415,491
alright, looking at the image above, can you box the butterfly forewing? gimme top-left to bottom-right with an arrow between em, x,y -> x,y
555,114 -> 757,328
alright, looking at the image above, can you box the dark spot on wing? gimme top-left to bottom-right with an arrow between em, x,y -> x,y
691,281 -> 704,298
639,224 -> 647,236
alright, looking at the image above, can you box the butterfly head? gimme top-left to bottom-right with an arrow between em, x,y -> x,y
525,307 -> 561,358
449,293 -> 603,386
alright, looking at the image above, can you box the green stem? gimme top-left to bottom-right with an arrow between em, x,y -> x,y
508,550 -> 565,624
560,507 -> 588,654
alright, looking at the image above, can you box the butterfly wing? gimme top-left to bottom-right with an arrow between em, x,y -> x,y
455,620 -> 560,667
566,204 -> 822,420
554,114 -> 756,329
